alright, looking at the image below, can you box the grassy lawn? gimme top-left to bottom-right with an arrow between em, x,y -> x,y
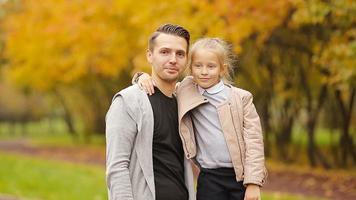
262,192 -> 326,200
0,153 -> 327,200
291,127 -> 339,147
0,152 -> 107,200
0,121 -> 106,149
0,122 -> 336,200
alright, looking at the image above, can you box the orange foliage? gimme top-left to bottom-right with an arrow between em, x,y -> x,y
3,0 -> 293,91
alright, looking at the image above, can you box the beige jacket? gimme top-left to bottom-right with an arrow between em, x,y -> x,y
176,76 -> 267,186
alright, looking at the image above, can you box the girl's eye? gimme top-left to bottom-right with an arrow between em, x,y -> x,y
193,64 -> 202,68
208,64 -> 216,69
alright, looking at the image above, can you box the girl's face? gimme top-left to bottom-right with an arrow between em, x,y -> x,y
191,48 -> 225,89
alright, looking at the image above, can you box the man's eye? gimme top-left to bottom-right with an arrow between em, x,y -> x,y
177,52 -> 185,57
161,50 -> 169,54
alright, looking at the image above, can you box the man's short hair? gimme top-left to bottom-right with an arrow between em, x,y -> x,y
148,24 -> 190,52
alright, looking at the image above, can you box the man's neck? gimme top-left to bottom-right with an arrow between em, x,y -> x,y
152,75 -> 176,98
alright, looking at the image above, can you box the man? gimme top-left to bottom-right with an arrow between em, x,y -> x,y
105,24 -> 195,200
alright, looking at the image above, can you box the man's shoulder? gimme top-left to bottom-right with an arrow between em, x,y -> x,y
109,85 -> 149,120
112,84 -> 145,101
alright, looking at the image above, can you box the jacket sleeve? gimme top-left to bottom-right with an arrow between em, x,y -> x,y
241,92 -> 267,186
106,96 -> 137,200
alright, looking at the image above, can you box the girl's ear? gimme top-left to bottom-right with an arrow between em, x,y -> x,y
220,63 -> 228,77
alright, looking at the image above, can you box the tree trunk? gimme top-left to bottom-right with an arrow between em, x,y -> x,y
276,113 -> 294,161
63,107 -> 76,136
54,90 -> 77,140
307,118 -> 331,168
304,84 -> 330,168
307,120 -> 317,167
261,100 -> 271,157
335,88 -> 356,166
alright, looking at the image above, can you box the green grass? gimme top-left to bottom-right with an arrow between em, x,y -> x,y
0,152 -> 107,200
291,128 -> 341,147
28,133 -> 106,150
262,192 -> 326,200
0,120 -> 106,148
0,121 -> 343,200
0,153 -> 328,200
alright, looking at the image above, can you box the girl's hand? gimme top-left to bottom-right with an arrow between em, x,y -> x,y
244,184 -> 261,200
138,73 -> 156,95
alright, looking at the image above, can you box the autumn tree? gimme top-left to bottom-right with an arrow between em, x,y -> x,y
2,0 -> 212,137
290,0 -> 356,167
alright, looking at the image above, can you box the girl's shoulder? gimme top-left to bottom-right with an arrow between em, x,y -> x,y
229,85 -> 253,99
180,76 -> 194,85
177,76 -> 194,90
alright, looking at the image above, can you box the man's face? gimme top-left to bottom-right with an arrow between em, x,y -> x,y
147,33 -> 188,83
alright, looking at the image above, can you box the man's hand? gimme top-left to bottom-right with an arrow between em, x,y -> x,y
244,184 -> 261,200
137,73 -> 156,95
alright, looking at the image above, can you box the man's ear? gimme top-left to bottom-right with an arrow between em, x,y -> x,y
146,49 -> 152,64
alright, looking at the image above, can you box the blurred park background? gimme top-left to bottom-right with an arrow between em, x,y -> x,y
0,0 -> 355,199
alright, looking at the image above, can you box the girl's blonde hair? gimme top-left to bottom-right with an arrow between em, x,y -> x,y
187,37 -> 237,83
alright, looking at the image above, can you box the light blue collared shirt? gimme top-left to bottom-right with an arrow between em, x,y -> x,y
191,80 -> 233,168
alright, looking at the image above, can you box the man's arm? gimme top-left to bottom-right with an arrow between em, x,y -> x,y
106,96 -> 137,200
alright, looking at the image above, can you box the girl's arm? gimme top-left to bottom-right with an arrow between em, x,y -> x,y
132,72 -> 181,95
131,72 -> 156,95
242,92 -> 265,200
245,184 -> 261,200
242,92 -> 266,186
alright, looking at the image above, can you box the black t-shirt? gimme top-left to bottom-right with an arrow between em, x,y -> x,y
148,87 -> 188,200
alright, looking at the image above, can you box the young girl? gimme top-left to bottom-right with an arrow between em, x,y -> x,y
136,38 -> 266,200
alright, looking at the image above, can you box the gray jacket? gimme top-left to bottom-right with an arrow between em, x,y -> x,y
105,84 -> 195,200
